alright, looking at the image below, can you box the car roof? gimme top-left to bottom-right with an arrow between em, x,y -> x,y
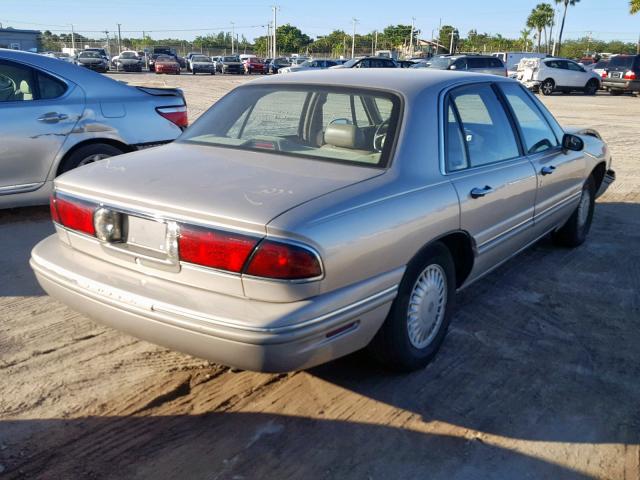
245,68 -> 514,99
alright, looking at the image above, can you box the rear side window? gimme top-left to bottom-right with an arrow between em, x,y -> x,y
37,72 -> 67,99
446,84 -> 520,170
467,58 -> 488,69
489,58 -> 504,68
500,83 -> 558,154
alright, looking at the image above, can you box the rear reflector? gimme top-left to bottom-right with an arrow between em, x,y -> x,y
157,106 -> 188,128
178,225 -> 258,273
245,240 -> 322,280
51,194 -> 96,236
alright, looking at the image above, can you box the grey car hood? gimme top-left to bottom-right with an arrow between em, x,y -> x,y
55,143 -> 383,231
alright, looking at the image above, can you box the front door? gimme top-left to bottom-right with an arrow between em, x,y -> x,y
498,82 -> 587,236
444,83 -> 538,281
0,59 -> 84,191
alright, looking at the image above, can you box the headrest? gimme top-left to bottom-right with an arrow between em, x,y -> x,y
324,124 -> 362,149
19,80 -> 31,94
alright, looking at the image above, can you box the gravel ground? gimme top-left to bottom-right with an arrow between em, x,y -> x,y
1,73 -> 639,480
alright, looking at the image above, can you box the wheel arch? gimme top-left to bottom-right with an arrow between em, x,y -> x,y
54,138 -> 133,177
410,230 -> 476,289
590,161 -> 607,192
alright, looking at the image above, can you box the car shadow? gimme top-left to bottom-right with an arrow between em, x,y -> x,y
0,206 -> 52,296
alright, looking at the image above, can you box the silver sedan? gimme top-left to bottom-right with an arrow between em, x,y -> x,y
0,49 -> 187,208
31,69 -> 615,372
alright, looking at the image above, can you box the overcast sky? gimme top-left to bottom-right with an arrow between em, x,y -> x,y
1,0 -> 638,42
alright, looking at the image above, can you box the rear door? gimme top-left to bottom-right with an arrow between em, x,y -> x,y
498,82 -> 586,236
0,59 -> 84,191
444,83 -> 537,279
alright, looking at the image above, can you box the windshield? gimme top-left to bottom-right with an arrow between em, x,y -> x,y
426,56 -> 453,69
180,85 -> 401,168
609,56 -> 635,69
79,52 -> 100,58
120,52 -> 137,59
341,58 -> 360,68
223,56 -> 239,62
193,56 -> 211,62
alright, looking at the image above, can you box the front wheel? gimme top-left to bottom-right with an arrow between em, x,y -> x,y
553,176 -> 596,247
540,78 -> 555,96
368,242 -> 456,371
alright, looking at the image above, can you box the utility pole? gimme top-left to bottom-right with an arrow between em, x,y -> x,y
371,32 -> 374,56
374,30 -> 378,54
142,30 -> 148,69
272,6 -> 278,58
117,23 -> 122,54
103,30 -> 109,55
71,24 -> 76,51
449,28 -> 457,54
351,18 -> 358,58
409,17 -> 415,58
266,23 -> 271,58
231,22 -> 235,54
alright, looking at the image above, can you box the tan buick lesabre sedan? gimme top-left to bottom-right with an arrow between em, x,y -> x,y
31,69 -> 615,372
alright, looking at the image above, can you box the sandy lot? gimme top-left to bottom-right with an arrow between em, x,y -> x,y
1,73 -> 639,480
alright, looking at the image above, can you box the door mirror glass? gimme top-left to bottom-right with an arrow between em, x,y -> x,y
562,133 -> 584,152
449,65 -> 457,70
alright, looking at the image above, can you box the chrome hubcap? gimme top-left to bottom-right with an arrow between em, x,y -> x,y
407,264 -> 447,349
577,187 -> 591,228
78,153 -> 110,166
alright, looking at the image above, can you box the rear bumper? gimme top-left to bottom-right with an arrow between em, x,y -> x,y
30,235 -> 397,372
521,80 -> 541,91
602,79 -> 640,91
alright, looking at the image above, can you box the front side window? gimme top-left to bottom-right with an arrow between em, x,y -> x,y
181,85 -> 401,167
500,83 -> 557,154
566,61 -> 583,72
446,83 -> 520,169
0,60 -> 35,102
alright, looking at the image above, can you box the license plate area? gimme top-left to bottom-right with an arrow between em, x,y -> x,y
126,215 -> 168,253
612,72 -> 623,78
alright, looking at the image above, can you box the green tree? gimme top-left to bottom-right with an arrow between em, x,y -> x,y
520,28 -> 532,52
274,24 -> 311,55
555,0 -> 581,56
527,3 -> 555,52
632,0 -> 640,13
438,25 -> 458,53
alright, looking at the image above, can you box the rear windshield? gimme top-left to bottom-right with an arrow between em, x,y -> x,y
223,56 -> 239,62
609,56 -> 637,69
180,85 -> 402,168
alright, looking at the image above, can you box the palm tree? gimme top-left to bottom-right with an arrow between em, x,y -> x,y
632,0 -> 640,14
527,4 -> 554,52
520,28 -> 532,52
554,0 -> 581,56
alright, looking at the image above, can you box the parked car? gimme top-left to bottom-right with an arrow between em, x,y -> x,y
175,55 -> 187,69
154,55 -> 181,75
425,55 -> 507,76
397,60 -> 416,68
189,55 -> 215,75
112,51 -> 142,72
602,54 -> 640,95
493,51 -> 547,76
0,49 -> 187,208
75,51 -> 109,73
331,56 -> 397,68
519,57 -> 601,95
267,57 -> 291,74
216,55 -> 244,74
243,57 -> 266,74
589,59 -> 609,78
278,58 -> 338,73
30,69 -> 614,372
289,56 -> 309,66
185,52 -> 202,71
45,52 -> 75,63
83,48 -> 110,63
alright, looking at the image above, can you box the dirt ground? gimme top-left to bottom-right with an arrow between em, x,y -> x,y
1,73 -> 639,480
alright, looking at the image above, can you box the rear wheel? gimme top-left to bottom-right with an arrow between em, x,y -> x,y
584,79 -> 599,95
541,78 -> 555,96
552,176 -> 596,247
368,242 -> 455,371
59,143 -> 124,174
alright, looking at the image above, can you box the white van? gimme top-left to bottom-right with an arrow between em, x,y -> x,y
492,52 -> 548,76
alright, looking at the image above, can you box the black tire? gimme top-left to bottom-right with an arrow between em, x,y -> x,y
368,242 -> 456,372
609,89 -> 623,96
192,70 -> 196,75
541,78 -> 555,96
584,79 -> 599,95
552,176 -> 596,248
59,143 -> 124,175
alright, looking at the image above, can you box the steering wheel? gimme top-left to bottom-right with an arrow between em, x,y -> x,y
0,74 -> 16,101
373,120 -> 390,152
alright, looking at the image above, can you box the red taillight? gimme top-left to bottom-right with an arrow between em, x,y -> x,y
53,194 -> 96,236
157,106 -> 188,128
245,240 -> 322,280
601,71 -> 608,78
624,70 -> 637,80
178,225 -> 258,273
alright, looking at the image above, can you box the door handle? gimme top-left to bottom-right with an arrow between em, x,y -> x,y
541,165 -> 556,175
37,112 -> 68,123
470,185 -> 495,199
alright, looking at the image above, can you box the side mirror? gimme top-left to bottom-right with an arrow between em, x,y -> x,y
562,133 -> 584,152
449,65 -> 457,70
